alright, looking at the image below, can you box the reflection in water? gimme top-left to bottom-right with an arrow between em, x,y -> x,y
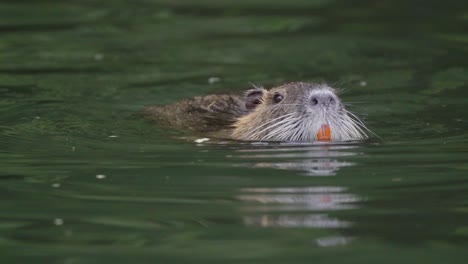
252,159 -> 353,176
235,145 -> 362,247
243,214 -> 351,228
315,236 -> 355,247
238,186 -> 360,212
238,186 -> 360,247
236,143 -> 359,176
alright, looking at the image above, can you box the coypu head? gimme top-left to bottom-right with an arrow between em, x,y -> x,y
232,82 -> 370,142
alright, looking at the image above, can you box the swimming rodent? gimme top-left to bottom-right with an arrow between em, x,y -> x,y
142,82 -> 370,141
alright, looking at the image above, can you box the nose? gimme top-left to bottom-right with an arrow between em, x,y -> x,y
310,92 -> 336,107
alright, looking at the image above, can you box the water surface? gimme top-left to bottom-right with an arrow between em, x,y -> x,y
1,0 -> 468,263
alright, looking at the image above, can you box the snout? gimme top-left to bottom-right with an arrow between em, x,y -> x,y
309,90 -> 338,108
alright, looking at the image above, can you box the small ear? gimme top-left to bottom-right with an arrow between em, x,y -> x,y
244,88 -> 265,111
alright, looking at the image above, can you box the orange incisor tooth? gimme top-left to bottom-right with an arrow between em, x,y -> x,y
317,124 -> 331,141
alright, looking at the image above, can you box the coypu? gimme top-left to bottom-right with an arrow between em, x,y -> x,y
143,82 -> 370,141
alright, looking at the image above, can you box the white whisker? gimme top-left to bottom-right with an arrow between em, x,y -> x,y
246,113 -> 295,139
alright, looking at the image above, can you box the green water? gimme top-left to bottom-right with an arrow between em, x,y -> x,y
1,0 -> 468,263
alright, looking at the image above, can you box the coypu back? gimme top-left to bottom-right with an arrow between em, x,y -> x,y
142,94 -> 248,133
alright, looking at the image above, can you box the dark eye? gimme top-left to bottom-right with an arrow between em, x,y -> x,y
273,93 -> 284,104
